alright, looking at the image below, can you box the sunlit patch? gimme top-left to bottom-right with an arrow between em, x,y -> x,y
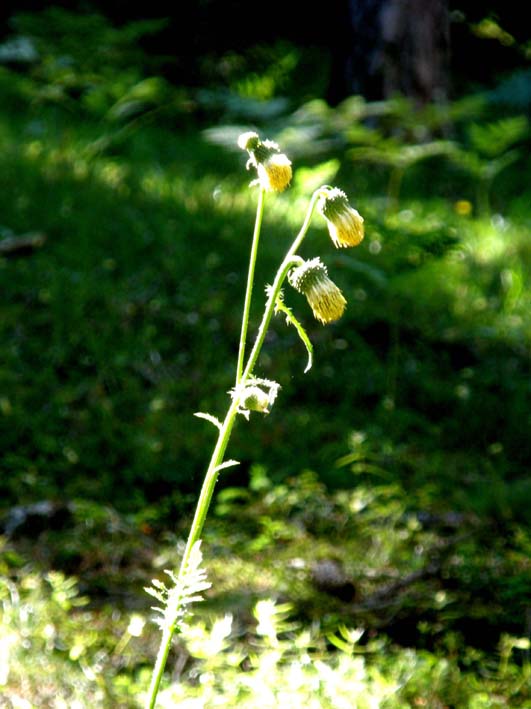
466,227 -> 508,264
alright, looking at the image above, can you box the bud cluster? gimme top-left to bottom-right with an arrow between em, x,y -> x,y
236,133 -> 368,328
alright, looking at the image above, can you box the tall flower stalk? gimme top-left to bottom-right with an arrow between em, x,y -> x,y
145,134 -> 364,708
235,185 -> 265,385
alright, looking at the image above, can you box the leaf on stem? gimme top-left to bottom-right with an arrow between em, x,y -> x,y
274,294 -> 313,373
194,412 -> 223,431
145,541 -> 211,631
213,459 -> 240,474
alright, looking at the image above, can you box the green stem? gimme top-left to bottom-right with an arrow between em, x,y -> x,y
146,396 -> 240,708
146,627 -> 172,709
236,187 -> 266,385
241,188 -> 321,381
146,187 -> 321,709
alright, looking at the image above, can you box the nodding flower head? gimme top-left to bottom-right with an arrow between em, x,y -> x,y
240,386 -> 273,414
237,132 -> 292,192
288,257 -> 347,324
256,153 -> 292,192
231,377 -> 281,419
318,187 -> 364,248
237,131 -> 260,152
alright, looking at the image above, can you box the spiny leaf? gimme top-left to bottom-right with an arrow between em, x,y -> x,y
213,459 -> 240,474
144,583 -> 165,602
194,412 -> 222,431
275,296 -> 313,373
145,541 -> 211,631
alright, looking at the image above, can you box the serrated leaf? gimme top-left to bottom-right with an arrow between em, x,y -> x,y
213,459 -> 240,474
194,412 -> 222,431
275,297 -> 313,373
145,541 -> 211,632
144,586 -> 164,601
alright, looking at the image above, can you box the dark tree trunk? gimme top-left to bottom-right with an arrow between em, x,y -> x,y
327,0 -> 450,106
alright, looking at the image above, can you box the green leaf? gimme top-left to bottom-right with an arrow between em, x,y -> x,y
194,412 -> 222,431
145,541 -> 211,631
274,296 -> 313,373
213,460 -> 240,474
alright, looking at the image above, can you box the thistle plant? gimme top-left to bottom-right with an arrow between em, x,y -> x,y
145,132 -> 364,708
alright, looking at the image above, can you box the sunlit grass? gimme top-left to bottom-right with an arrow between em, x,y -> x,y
2,474 -> 530,706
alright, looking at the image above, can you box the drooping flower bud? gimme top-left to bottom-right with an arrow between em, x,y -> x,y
231,377 -> 281,418
240,386 -> 273,413
237,133 -> 292,192
237,131 -> 260,152
256,153 -> 292,192
318,187 -> 364,248
288,257 -> 347,324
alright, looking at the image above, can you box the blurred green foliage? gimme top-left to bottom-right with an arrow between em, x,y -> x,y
1,7 -> 531,707
1,472 -> 530,705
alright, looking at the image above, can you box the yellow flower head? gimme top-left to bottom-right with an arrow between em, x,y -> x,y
255,152 -> 292,192
237,133 -> 292,192
288,257 -> 347,324
318,187 -> 364,248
